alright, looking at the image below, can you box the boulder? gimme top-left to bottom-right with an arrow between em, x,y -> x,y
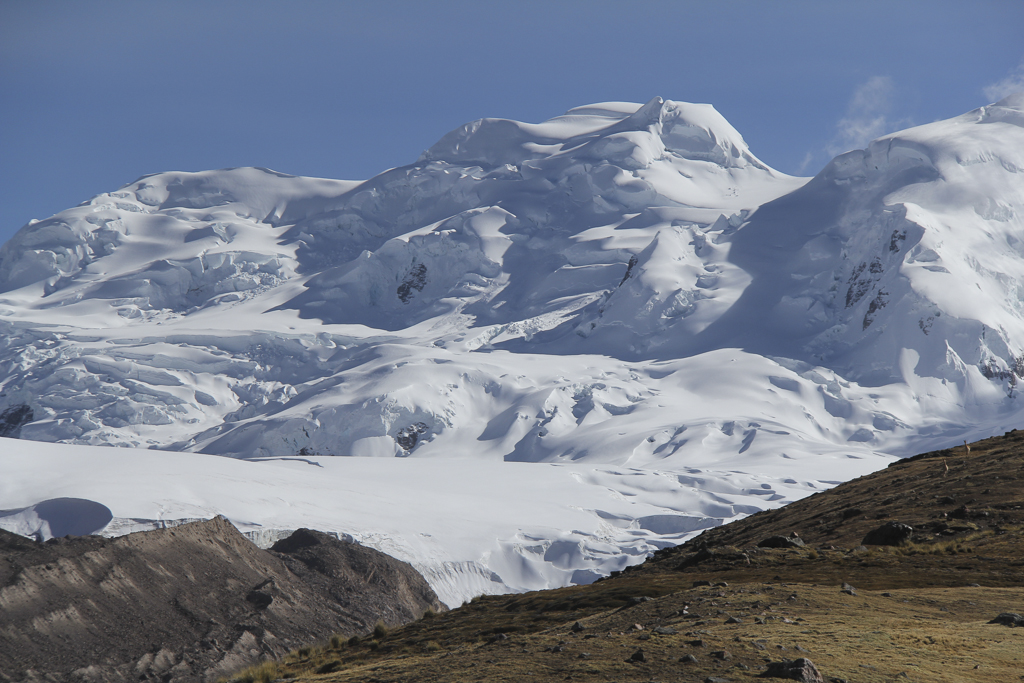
949,505 -> 971,519
989,613 -> 1024,627
758,534 -> 806,549
760,657 -> 824,682
861,521 -> 913,546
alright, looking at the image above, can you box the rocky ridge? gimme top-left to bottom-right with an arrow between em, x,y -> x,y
0,517 -> 443,683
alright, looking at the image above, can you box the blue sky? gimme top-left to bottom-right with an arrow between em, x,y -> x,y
2,0 -> 1022,244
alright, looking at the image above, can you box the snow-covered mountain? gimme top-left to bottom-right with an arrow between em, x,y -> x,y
1,94 -> 1022,606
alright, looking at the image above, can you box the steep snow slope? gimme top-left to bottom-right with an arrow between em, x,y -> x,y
698,95 -> 1024,389
1,95 -> 1023,604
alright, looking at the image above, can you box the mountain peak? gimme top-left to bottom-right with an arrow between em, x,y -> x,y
1,96 -> 1022,606
419,97 -> 770,172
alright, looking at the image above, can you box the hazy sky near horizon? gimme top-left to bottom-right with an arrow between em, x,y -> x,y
2,0 -> 1022,244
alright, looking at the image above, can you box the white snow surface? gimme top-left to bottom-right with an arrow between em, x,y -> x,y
2,94 -> 1024,605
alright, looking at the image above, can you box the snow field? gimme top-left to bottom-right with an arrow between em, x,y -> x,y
0,439 -> 876,607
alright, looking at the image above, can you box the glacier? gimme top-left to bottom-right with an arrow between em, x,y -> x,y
1,94 -> 1022,606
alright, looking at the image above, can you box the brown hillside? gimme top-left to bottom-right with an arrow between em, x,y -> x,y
250,430 -> 1024,683
634,427 -> 1024,588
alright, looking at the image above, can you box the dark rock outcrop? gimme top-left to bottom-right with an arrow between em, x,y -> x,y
0,517 -> 443,683
269,527 -> 441,631
989,612 -> 1024,627
757,534 -> 805,549
0,404 -> 33,438
861,521 -> 914,546
760,657 -> 824,682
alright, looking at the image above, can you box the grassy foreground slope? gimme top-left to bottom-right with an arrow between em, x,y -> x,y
232,431 -> 1024,683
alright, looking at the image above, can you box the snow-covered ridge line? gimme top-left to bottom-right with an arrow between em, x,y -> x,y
1,94 -> 1023,602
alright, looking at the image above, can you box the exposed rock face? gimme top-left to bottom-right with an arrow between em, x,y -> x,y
0,517 -> 443,682
268,528 -> 441,632
0,404 -> 32,438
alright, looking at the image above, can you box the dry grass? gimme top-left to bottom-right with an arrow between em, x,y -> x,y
225,429 -> 1024,683
264,583 -> 1024,683
373,620 -> 389,639
219,659 -> 279,683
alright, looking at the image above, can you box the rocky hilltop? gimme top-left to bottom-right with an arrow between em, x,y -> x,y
0,517 -> 443,683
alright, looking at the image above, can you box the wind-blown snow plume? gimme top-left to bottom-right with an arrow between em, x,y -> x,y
827,76 -> 900,157
984,58 -> 1024,102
